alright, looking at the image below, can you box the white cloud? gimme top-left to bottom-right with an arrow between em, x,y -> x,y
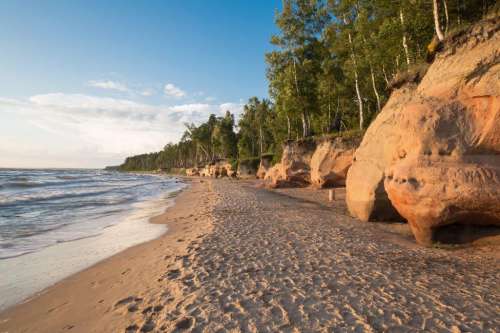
87,80 -> 129,92
140,88 -> 155,97
205,96 -> 216,102
0,93 -> 243,168
164,83 -> 186,98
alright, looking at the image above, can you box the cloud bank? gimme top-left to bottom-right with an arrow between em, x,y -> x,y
87,80 -> 129,92
0,93 -> 243,168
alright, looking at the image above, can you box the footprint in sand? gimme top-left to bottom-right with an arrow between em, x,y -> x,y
165,269 -> 182,280
125,324 -> 138,332
174,317 -> 194,331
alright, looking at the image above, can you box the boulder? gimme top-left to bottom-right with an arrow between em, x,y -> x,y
266,140 -> 316,188
310,136 -> 360,188
256,155 -> 273,179
347,18 -> 500,244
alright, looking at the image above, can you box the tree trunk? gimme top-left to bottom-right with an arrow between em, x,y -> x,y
333,96 -> 341,132
292,57 -> 309,137
361,33 -> 382,113
400,8 -> 411,66
327,100 -> 331,133
347,31 -> 364,130
259,125 -> 263,156
382,65 -> 390,87
370,65 -> 381,112
433,0 -> 445,41
443,0 -> 449,34
301,112 -> 308,138
286,113 -> 291,140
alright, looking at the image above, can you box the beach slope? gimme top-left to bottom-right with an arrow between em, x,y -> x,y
1,179 -> 499,332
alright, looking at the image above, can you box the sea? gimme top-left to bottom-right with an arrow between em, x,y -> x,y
0,168 -> 185,310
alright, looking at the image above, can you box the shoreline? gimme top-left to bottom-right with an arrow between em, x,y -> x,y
0,174 -> 186,312
0,178 -> 214,332
1,178 -> 498,332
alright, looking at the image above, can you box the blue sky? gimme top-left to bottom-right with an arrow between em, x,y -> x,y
0,0 -> 280,168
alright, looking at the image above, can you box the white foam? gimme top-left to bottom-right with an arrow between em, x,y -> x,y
0,185 -> 185,311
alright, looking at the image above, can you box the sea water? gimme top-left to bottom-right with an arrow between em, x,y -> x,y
0,169 -> 185,310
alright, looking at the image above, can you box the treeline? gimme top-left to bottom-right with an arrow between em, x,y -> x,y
118,0 -> 497,172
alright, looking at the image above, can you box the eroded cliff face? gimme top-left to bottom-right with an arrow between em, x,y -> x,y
186,167 -> 200,176
265,140 -> 317,188
346,18 -> 500,245
256,155 -> 273,179
310,136 -> 360,188
264,135 -> 361,188
237,159 -> 259,179
346,88 -> 413,222
191,160 -> 236,178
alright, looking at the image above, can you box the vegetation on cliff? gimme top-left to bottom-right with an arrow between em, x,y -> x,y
117,0 -> 497,172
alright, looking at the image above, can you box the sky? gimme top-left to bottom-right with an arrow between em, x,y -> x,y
0,0 -> 280,168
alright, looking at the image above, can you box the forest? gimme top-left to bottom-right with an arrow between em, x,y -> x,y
118,0 -> 498,172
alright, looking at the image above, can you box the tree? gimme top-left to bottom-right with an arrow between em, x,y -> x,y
433,0 -> 445,41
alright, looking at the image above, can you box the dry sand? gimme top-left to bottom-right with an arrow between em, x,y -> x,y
1,178 -> 499,332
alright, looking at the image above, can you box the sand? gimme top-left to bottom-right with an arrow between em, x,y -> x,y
1,178 -> 499,332
0,179 -> 213,333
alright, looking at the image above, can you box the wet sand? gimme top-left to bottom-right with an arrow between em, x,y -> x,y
0,179 -> 214,333
1,178 -> 499,332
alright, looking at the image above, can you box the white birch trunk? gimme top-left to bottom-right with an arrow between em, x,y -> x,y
400,8 -> 411,66
259,126 -> 263,156
348,31 -> 364,130
286,113 -> 291,140
443,0 -> 449,33
370,66 -> 381,112
292,57 -> 309,137
433,0 -> 445,41
382,65 -> 390,86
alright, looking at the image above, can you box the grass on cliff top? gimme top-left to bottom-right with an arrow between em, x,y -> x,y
311,129 -> 365,144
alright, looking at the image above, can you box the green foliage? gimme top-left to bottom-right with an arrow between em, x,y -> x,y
237,97 -> 274,159
118,0 -> 493,172
119,111 -> 238,171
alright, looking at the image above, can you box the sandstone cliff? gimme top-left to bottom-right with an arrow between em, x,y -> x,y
310,136 -> 360,188
256,155 -> 273,179
266,140 -> 316,188
346,18 -> 500,245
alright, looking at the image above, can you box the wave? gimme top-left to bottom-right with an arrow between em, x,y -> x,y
0,169 -> 184,262
0,180 -> 168,207
0,181 -> 42,189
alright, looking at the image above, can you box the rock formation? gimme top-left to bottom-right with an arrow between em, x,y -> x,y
310,136 -> 360,188
265,140 -> 316,188
197,160 -> 236,178
346,18 -> 500,245
220,161 -> 236,178
199,165 -> 211,177
345,88 -> 411,222
256,155 -> 273,179
186,167 -> 199,176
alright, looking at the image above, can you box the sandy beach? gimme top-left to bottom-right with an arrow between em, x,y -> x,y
1,178 -> 499,332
